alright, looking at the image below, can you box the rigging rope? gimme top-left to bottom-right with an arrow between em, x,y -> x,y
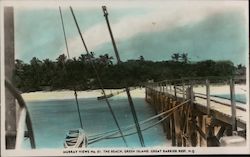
104,109 -> 175,140
74,90 -> 83,129
59,7 -> 70,59
89,99 -> 190,139
59,7 -> 83,129
88,99 -> 190,144
69,6 -> 128,147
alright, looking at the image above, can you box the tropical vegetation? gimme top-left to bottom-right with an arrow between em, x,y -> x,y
13,53 -> 245,92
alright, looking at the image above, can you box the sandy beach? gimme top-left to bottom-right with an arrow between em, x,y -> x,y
193,84 -> 247,95
21,84 -> 247,102
21,88 -> 146,102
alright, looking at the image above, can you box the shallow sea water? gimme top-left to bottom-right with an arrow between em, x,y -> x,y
22,97 -> 169,149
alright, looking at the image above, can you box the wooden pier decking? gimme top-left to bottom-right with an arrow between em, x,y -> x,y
145,78 -> 247,147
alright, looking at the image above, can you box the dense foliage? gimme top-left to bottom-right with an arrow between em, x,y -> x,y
13,53 -> 243,92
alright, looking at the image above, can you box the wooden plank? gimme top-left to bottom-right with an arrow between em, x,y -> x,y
194,103 -> 246,129
195,123 -> 207,140
198,115 -> 207,146
216,126 -> 226,140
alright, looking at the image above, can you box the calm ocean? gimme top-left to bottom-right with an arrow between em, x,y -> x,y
22,93 -> 246,149
214,94 -> 246,104
22,97 -> 169,149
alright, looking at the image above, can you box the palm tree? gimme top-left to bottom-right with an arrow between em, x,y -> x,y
139,55 -> 145,61
29,57 -> 43,90
98,53 -> 113,65
237,64 -> 243,69
171,53 -> 180,62
79,54 -> 87,62
79,52 -> 96,63
56,54 -> 67,65
104,53 -> 113,65
15,59 -> 25,71
42,59 -> 55,86
30,57 -> 42,66
181,53 -> 189,63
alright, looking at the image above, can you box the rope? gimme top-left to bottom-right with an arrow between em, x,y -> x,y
88,99 -> 190,144
103,108 -> 175,140
69,6 -> 128,147
59,7 -> 83,129
89,99 -> 190,139
74,90 -> 83,129
59,7 -> 70,59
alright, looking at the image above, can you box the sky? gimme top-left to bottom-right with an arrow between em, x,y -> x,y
12,0 -> 248,65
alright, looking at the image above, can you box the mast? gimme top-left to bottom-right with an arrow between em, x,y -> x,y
102,6 -> 145,147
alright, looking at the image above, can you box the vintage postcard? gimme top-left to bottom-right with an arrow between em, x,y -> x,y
0,0 -> 249,156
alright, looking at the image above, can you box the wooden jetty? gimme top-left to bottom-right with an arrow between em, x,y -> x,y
145,78 -> 246,147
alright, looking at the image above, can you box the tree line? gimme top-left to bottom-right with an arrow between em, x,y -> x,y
13,52 -> 245,92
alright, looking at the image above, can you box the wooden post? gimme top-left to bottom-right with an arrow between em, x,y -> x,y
174,84 -> 177,100
160,83 -> 162,93
182,81 -> 185,100
225,125 -> 233,136
180,101 -> 188,147
174,101 -> 182,146
166,82 -> 168,92
165,97 -> 171,140
170,99 -> 176,146
4,7 -> 16,149
189,82 -> 198,146
198,115 -> 202,146
162,83 -> 164,93
198,115 -> 208,146
230,78 -> 237,132
206,80 -> 210,115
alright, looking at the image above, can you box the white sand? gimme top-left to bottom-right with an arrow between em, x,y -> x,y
21,84 -> 247,102
193,84 -> 247,95
178,84 -> 247,107
21,88 -> 145,102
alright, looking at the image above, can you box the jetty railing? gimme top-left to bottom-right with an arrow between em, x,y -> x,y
145,77 -> 246,147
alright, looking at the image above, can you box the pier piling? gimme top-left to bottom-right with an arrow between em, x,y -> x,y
145,77 -> 246,147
